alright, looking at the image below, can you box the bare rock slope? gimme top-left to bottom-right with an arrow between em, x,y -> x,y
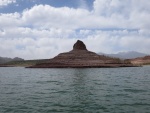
28,40 -> 138,68
130,56 -> 150,65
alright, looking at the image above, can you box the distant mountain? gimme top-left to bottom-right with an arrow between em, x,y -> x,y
98,51 -> 148,59
0,57 -> 24,64
12,57 -> 24,61
0,57 -> 12,64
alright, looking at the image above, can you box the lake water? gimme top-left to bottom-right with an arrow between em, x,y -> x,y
0,67 -> 150,113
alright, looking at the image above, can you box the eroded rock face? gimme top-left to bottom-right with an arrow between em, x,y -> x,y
73,40 -> 87,50
130,55 -> 150,65
27,40 -> 139,68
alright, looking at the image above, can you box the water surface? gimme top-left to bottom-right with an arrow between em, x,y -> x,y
0,66 -> 150,113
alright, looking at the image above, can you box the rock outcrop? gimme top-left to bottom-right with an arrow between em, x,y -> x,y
27,40 -> 139,68
73,40 -> 87,50
129,56 -> 150,65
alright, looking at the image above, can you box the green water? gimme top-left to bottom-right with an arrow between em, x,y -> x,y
0,67 -> 150,113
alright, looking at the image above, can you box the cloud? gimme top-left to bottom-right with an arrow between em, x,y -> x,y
1,28 -> 150,59
0,0 -> 150,59
20,0 -> 150,30
0,13 -> 20,28
21,4 -> 128,29
22,5 -> 90,29
0,0 -> 16,7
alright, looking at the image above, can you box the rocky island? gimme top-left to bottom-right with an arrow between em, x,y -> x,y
27,40 -> 139,68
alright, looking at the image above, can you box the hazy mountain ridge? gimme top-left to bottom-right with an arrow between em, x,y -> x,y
98,51 -> 148,59
0,57 -> 24,64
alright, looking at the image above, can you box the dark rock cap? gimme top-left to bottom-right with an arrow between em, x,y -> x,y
73,40 -> 87,50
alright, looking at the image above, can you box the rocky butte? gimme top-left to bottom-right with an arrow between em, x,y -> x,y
28,40 -> 139,68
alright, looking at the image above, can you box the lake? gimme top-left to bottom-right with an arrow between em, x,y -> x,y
0,66 -> 150,113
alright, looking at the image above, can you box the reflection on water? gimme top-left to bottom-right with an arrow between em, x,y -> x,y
0,67 -> 150,113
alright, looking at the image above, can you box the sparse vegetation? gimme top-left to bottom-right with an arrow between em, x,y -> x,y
0,59 -> 49,67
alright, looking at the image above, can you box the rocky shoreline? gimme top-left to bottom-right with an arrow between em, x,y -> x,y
27,64 -> 139,68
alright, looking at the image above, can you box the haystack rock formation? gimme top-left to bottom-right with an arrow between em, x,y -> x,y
28,40 -> 139,68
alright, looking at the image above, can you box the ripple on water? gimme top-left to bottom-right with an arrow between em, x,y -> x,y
123,88 -> 147,93
0,67 -> 150,113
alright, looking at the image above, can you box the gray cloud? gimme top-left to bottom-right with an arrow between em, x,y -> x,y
0,0 -> 150,59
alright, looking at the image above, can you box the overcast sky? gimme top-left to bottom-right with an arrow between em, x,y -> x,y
0,0 -> 150,59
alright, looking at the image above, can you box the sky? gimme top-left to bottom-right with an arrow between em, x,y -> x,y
0,0 -> 150,60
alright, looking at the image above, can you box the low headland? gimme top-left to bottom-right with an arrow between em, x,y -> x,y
129,56 -> 150,65
0,59 -> 49,67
